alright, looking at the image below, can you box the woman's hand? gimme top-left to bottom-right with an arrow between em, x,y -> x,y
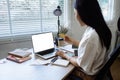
64,35 -> 73,44
64,35 -> 79,47
56,50 -> 79,67
56,51 -> 66,59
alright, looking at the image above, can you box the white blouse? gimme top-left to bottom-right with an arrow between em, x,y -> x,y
76,26 -> 107,75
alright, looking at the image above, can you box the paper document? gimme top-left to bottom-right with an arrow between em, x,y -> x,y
31,58 -> 69,67
59,45 -> 74,53
59,45 -> 75,57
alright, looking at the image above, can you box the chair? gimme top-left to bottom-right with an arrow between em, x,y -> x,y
115,30 -> 120,48
115,17 -> 120,48
117,17 -> 120,31
95,44 -> 120,80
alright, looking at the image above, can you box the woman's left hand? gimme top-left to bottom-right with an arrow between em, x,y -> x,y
56,50 -> 78,67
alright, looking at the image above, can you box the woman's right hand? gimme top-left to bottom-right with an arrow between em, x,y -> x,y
59,33 -> 79,47
64,35 -> 73,44
64,35 -> 79,47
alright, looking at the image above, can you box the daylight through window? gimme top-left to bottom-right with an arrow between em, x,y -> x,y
0,0 -> 64,39
98,0 -> 114,21
0,0 -> 114,43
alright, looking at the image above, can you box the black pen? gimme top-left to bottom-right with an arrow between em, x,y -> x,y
49,56 -> 58,65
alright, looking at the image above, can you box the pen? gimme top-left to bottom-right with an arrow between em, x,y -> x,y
49,56 -> 58,65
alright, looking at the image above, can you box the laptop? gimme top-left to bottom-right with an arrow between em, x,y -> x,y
32,32 -> 56,59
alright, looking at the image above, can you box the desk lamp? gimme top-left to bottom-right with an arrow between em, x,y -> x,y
53,6 -> 62,46
53,6 -> 62,36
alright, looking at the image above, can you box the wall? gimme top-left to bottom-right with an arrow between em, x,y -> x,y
110,0 -> 120,49
66,0 -> 86,40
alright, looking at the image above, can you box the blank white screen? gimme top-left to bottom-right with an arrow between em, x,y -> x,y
32,32 -> 54,53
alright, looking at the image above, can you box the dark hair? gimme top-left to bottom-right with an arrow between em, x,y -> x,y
74,0 -> 112,50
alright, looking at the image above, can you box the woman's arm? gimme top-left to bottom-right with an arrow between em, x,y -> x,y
64,35 -> 79,47
72,39 -> 79,47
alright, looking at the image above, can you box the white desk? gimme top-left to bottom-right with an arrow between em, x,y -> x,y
0,45 -> 75,80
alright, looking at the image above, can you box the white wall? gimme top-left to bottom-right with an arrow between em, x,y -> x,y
110,0 -> 120,49
66,0 -> 86,40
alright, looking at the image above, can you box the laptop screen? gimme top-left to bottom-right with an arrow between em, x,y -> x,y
32,32 -> 55,55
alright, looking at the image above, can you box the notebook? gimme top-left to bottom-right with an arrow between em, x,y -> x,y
32,32 -> 56,60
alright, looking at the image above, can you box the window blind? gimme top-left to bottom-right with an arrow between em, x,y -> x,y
0,0 -> 114,44
0,0 -> 64,43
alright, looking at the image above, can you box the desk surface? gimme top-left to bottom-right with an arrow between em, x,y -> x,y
0,45 -> 75,80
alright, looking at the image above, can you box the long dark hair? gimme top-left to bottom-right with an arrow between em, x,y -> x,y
74,0 -> 112,50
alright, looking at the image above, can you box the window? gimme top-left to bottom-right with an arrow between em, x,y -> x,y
98,0 -> 114,22
0,0 -> 114,44
0,0 -> 64,43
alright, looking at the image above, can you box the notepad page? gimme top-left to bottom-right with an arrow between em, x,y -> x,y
53,59 -> 69,67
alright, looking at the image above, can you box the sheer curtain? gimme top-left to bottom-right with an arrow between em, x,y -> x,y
0,0 -> 64,44
98,0 -> 114,23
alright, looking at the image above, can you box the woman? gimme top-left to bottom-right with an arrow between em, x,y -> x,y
56,0 -> 112,80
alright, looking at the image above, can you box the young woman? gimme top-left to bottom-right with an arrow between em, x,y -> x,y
56,0 -> 112,80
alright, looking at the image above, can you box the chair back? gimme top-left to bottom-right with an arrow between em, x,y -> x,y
95,44 -> 120,80
118,17 -> 120,31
